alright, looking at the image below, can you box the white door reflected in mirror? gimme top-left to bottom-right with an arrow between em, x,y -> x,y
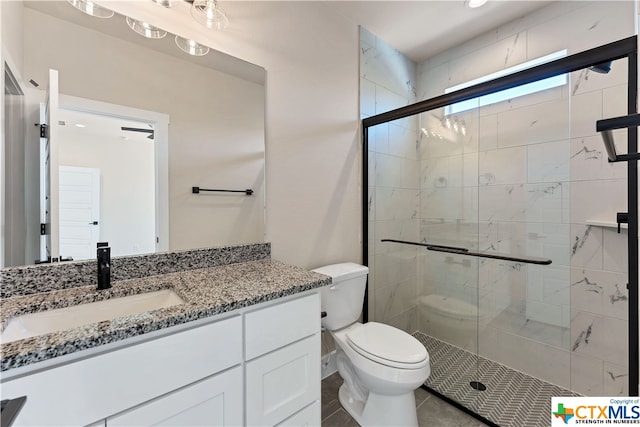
59,166 -> 100,261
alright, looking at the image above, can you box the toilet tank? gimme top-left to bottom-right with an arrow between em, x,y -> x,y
312,263 -> 369,331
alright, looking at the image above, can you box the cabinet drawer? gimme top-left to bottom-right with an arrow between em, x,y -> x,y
2,316 -> 242,426
108,366 -> 243,426
276,401 -> 320,427
245,293 -> 320,360
246,334 -> 320,427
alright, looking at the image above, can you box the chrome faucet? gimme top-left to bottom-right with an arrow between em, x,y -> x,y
97,242 -> 111,290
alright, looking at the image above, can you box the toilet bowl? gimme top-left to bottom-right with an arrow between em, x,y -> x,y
419,294 -> 483,349
313,263 -> 430,427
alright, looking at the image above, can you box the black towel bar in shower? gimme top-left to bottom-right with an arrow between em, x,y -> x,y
380,239 -> 552,265
192,186 -> 253,195
596,113 -> 640,162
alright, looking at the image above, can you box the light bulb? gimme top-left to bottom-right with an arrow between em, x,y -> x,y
67,0 -> 114,18
126,17 -> 167,39
175,36 -> 210,56
191,0 -> 229,30
467,0 -> 488,8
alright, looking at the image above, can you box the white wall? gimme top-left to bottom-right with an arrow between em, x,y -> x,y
359,27 -> 419,334
5,0 -> 362,269
97,1 -> 362,269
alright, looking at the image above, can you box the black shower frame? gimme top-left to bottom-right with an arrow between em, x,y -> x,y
361,35 -> 639,397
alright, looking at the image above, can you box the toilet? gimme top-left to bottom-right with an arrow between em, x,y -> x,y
418,294 -> 483,350
313,263 -> 430,427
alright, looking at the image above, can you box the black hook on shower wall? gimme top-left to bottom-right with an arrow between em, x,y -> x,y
192,186 -> 253,195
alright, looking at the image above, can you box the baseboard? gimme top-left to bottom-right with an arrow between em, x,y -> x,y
321,350 -> 338,379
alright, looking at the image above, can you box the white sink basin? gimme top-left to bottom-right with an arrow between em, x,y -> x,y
0,289 -> 184,344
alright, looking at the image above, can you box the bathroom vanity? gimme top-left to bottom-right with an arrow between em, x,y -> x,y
0,244 -> 330,426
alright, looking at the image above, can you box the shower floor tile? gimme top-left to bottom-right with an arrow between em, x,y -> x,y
414,332 -> 581,427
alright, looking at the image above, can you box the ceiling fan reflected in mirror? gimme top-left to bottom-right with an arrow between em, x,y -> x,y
121,126 -> 155,140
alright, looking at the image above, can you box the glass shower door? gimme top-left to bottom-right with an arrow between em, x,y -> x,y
415,103 -> 483,414
366,54 -> 632,427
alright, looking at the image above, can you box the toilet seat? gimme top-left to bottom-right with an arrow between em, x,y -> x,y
346,322 -> 428,369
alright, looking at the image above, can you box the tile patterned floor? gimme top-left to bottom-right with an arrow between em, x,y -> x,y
321,372 -> 488,426
414,332 -> 581,427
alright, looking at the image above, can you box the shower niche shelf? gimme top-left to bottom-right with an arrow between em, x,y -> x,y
585,220 -> 628,230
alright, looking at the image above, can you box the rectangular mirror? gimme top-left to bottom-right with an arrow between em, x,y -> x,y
3,0 -> 266,267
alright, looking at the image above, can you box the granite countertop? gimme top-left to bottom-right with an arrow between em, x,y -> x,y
0,259 -> 331,372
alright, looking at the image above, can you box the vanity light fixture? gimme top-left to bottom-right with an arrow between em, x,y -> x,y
152,0 -> 179,7
467,0 -> 488,8
175,36 -> 210,56
190,0 -> 229,30
126,17 -> 168,39
67,0 -> 114,18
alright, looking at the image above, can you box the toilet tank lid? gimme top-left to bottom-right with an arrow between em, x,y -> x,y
311,263 -> 368,281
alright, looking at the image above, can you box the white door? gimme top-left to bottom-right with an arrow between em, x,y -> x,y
39,69 -> 60,261
59,166 -> 100,261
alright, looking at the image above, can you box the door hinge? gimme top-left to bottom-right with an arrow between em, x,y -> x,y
40,123 -> 49,138
40,223 -> 49,235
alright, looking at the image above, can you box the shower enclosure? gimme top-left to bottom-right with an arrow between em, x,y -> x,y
362,36 -> 638,426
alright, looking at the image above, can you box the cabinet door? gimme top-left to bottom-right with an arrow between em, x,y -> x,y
107,367 -> 242,427
276,401 -> 320,427
246,334 -> 320,426
245,293 -> 320,360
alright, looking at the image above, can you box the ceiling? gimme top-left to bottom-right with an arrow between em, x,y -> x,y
30,1 -> 553,69
329,1 -> 552,62
59,109 -> 154,142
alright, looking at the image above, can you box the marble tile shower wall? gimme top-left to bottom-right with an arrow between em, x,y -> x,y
360,27 -> 420,334
415,1 -> 634,395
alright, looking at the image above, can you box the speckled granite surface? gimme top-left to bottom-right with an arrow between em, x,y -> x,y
0,243 -> 271,298
0,259 -> 331,372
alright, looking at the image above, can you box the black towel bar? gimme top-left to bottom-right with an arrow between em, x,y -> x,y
596,113 -> 640,162
192,186 -> 253,196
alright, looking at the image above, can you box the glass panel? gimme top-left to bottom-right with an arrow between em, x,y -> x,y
568,58 -> 629,397
369,113 -> 421,333
418,103 -> 482,409
369,59 -> 628,425
473,59 -> 573,422
365,55 -> 630,425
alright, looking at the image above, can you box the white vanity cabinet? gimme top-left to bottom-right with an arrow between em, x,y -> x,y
1,315 -> 244,426
0,290 -> 321,427
245,293 -> 321,426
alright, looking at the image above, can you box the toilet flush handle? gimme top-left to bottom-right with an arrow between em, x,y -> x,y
329,285 -> 337,291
